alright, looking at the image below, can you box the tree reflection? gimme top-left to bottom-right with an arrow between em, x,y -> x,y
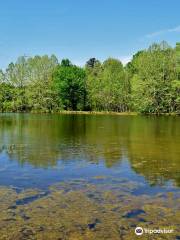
0,114 -> 179,186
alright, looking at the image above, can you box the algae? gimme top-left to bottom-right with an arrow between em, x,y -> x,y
0,179 -> 179,240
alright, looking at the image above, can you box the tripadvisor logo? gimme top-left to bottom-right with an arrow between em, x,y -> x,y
135,227 -> 143,236
135,227 -> 174,236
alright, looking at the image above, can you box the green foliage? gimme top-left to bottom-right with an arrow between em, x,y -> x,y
25,55 -> 59,112
53,60 -> 86,110
86,58 -> 99,68
130,41 -> 179,113
0,41 -> 179,114
176,42 -> 180,80
85,59 -> 103,110
86,58 -> 130,111
0,83 -> 15,112
0,55 -> 59,112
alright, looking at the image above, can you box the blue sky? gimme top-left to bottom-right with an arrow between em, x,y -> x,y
0,0 -> 179,69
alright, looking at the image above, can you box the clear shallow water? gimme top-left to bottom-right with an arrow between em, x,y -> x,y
0,113 -> 179,194
0,114 -> 180,239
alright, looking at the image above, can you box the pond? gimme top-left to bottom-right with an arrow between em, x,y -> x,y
0,113 -> 180,239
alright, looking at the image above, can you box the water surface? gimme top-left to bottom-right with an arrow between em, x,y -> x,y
0,114 -> 179,239
0,113 -> 179,191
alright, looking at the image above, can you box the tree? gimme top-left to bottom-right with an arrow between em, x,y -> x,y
171,43 -> 180,113
5,58 -> 28,111
86,58 -> 130,111
101,58 -> 130,111
0,82 -> 15,112
53,60 -> 86,110
26,55 -> 59,112
130,42 -> 177,113
0,41 -> 179,114
85,59 -> 103,110
86,58 -> 99,68
176,42 -> 180,80
1,55 -> 59,112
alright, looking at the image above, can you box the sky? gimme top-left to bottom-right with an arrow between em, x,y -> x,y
0,0 -> 180,69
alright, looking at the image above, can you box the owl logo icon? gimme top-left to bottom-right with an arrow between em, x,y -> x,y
135,227 -> 143,236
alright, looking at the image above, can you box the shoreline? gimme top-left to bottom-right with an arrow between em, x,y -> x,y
55,111 -> 138,115
0,111 -> 179,116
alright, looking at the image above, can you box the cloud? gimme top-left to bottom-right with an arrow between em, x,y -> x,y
168,25 -> 180,32
146,25 -> 180,38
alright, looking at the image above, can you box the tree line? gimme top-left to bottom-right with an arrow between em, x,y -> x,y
0,41 -> 180,114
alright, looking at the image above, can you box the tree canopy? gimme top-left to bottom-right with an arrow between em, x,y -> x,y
53,60 -> 86,110
0,41 -> 179,114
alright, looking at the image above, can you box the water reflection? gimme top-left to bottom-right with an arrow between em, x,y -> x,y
0,114 -> 180,187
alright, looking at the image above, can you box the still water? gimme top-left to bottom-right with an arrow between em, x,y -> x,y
0,114 -> 180,239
